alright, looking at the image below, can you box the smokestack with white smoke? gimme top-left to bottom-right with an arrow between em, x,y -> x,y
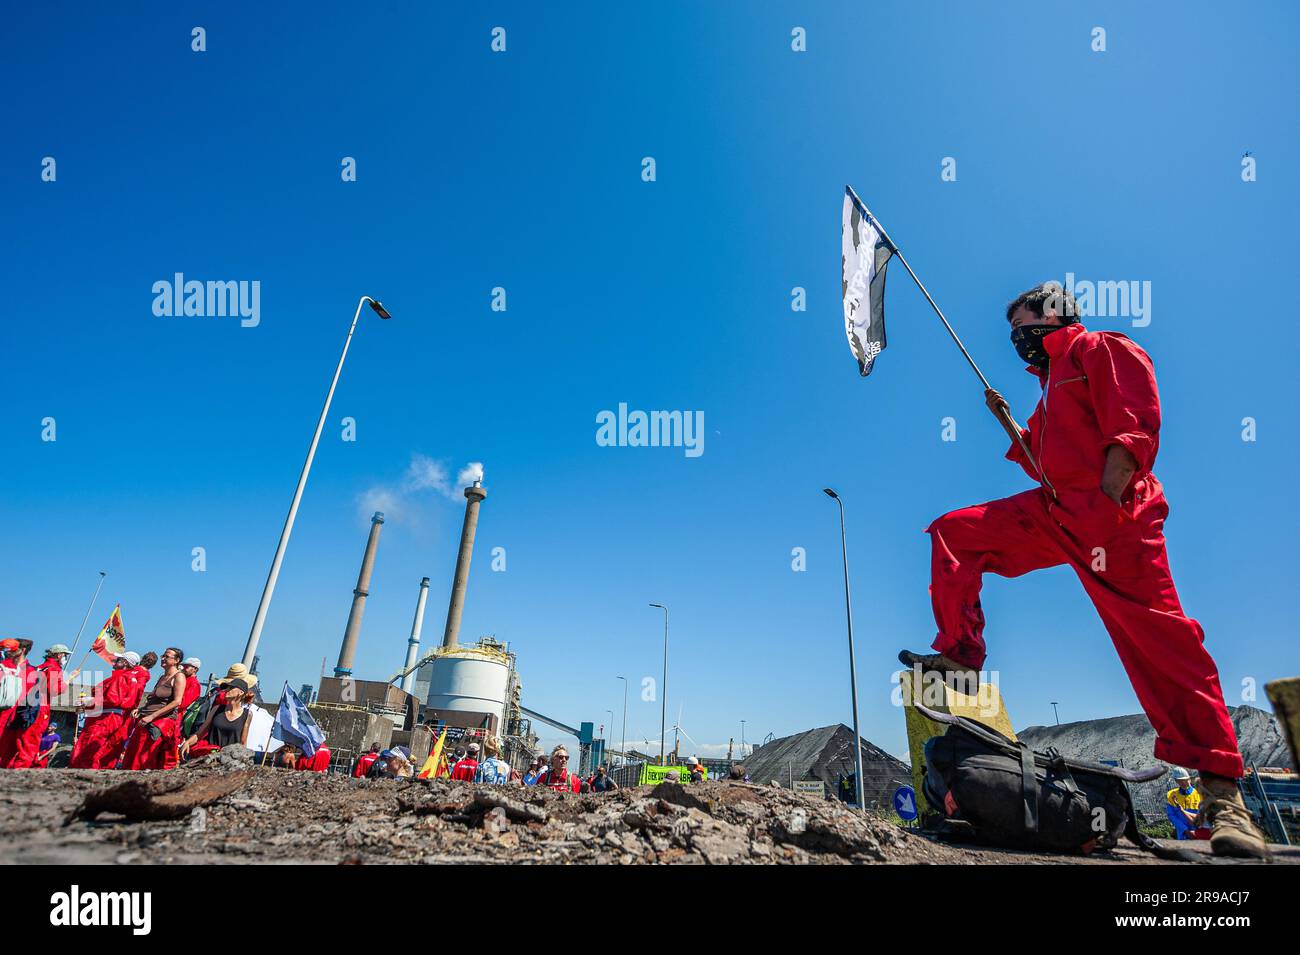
458,462 -> 484,487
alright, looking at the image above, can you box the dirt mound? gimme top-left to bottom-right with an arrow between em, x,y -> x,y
8,767 -> 1290,865
5,766 -> 966,865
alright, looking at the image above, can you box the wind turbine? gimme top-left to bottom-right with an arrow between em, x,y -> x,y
668,703 -> 701,765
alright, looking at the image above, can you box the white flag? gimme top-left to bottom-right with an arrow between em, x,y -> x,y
841,186 -> 894,376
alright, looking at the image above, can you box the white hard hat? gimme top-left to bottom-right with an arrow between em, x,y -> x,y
119,651 -> 142,666
182,657 -> 201,668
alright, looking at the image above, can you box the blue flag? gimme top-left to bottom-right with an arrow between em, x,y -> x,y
272,681 -> 326,757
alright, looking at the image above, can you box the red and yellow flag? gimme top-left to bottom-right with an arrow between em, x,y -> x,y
418,729 -> 449,779
90,604 -> 125,664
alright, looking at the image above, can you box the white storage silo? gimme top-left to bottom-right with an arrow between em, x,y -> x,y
426,645 -> 510,730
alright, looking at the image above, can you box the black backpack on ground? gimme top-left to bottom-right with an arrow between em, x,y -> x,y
916,703 -> 1193,860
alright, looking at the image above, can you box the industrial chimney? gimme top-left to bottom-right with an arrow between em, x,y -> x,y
334,510 -> 385,678
441,480 -> 486,649
400,576 -> 430,693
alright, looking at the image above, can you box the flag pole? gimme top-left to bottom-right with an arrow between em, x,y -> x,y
66,571 -> 107,661
846,185 -> 1051,492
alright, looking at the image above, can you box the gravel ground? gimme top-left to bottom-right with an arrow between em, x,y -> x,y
2,753 -> 1292,866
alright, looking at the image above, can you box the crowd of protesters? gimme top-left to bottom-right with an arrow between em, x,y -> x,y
0,640 -> 339,774
447,742 -> 623,793
2,639 -> 689,793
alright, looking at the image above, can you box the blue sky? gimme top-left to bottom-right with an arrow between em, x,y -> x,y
3,3 -> 1296,765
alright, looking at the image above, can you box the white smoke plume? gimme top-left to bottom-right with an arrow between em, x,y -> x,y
403,455 -> 452,496
356,454 -> 485,525
457,461 -> 484,487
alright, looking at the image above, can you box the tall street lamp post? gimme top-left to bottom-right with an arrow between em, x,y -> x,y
242,295 -> 392,667
616,675 -> 628,766
824,488 -> 866,811
649,603 -> 669,765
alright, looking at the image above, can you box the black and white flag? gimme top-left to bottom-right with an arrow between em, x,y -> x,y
841,185 -> 894,376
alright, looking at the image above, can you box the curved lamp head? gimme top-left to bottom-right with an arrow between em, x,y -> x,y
369,299 -> 392,319
823,488 -> 839,500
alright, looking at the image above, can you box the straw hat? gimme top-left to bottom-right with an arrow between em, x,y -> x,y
217,663 -> 258,688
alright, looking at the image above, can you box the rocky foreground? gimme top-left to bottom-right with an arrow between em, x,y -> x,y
3,748 -> 1291,865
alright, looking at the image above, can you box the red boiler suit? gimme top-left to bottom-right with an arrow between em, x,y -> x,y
122,673 -> 185,771
352,752 -> 380,778
0,659 -> 64,768
69,668 -> 145,769
450,757 -> 479,781
926,323 -> 1243,780
0,659 -> 17,739
161,674 -> 199,769
298,746 -> 331,772
178,674 -> 202,715
535,768 -> 582,792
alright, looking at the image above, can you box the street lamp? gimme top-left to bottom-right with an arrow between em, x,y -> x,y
616,676 -> 628,766
1051,701 -> 1060,726
824,488 -> 866,811
740,719 -> 746,759
242,295 -> 392,667
649,603 -> 668,765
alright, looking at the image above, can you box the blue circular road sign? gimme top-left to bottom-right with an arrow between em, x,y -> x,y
893,785 -> 918,821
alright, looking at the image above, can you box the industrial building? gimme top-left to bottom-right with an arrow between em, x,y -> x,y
314,476 -> 546,771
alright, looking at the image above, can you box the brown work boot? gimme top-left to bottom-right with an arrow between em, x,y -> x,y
1199,773 -> 1270,860
897,650 -> 980,683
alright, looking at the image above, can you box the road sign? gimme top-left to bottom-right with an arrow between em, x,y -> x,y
893,785 -> 918,821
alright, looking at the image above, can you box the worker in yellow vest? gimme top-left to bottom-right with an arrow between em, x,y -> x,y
1165,767 -> 1211,841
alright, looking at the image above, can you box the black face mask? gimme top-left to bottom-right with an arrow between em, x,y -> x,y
1010,324 -> 1062,368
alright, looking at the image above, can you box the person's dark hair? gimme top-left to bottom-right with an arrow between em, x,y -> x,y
17,639 -> 33,655
1005,282 -> 1079,325
164,647 -> 184,664
140,651 -> 158,668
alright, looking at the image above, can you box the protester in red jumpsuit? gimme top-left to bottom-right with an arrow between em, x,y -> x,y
898,283 -> 1266,859
0,639 -> 22,740
163,657 -> 204,769
296,743 -> 331,772
69,651 -> 144,769
352,743 -> 381,778
122,647 -> 187,770
177,658 -> 203,715
450,741 -> 481,781
0,643 -> 68,768
131,651 -> 157,690
534,745 -> 582,793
